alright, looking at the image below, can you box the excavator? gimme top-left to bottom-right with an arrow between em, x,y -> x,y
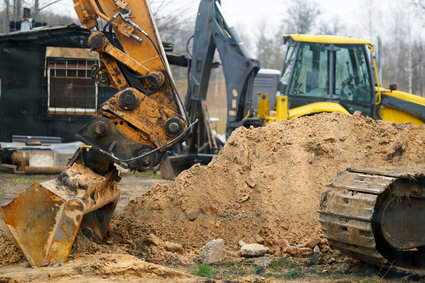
2,0 -> 425,274
1,0 -> 192,267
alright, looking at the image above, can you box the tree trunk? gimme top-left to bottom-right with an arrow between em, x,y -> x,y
3,0 -> 11,32
34,0 -> 40,18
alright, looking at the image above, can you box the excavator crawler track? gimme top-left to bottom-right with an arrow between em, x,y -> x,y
319,167 -> 425,274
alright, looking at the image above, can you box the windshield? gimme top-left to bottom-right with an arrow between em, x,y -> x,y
286,43 -> 328,97
335,46 -> 372,103
280,42 -> 374,109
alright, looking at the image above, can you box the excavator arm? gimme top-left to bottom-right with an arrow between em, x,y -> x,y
0,0 -> 190,267
73,0 -> 190,170
160,0 -> 260,178
185,0 -> 260,141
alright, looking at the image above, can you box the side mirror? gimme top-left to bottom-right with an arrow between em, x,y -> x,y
389,83 -> 398,91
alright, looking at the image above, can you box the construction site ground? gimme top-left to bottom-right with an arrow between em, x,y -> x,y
1,113 -> 425,282
0,173 -> 419,282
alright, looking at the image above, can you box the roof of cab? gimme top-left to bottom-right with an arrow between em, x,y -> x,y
283,34 -> 372,45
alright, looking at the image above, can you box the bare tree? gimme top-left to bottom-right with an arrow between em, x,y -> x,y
0,0 -> 66,32
283,0 -> 320,34
317,16 -> 346,35
412,0 -> 425,12
35,10 -> 77,25
380,16 -> 408,90
255,21 -> 284,70
150,0 -> 193,47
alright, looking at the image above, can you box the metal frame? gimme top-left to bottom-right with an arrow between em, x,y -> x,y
46,56 -> 99,114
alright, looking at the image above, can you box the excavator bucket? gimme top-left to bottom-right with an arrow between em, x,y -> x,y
0,149 -> 120,267
1,183 -> 85,266
160,153 -> 214,179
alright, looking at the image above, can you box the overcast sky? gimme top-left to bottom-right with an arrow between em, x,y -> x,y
50,0 -> 422,42
218,0 -> 358,34
51,0 -> 362,28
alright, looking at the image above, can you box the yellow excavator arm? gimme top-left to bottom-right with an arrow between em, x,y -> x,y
73,0 -> 190,170
1,0 -> 191,267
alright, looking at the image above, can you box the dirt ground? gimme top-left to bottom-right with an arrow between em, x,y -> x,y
0,171 -> 421,283
1,113 -> 425,282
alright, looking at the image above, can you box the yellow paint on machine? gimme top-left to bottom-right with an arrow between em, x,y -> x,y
380,107 -> 424,126
283,34 -> 372,45
289,102 -> 350,119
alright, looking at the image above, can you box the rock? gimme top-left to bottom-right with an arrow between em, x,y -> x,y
202,206 -> 218,216
164,241 -> 184,254
286,246 -> 313,258
332,249 -> 341,257
277,239 -> 290,250
285,246 -> 297,256
254,234 -> 265,245
305,239 -> 320,249
327,257 -> 336,264
245,177 -> 256,188
146,234 -> 163,246
319,244 -> 331,253
177,255 -> 193,265
298,247 -> 313,257
313,245 -> 321,254
253,257 -> 272,267
240,241 -> 269,257
238,195 -> 250,203
199,239 -> 226,264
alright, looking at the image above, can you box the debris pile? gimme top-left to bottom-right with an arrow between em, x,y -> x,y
114,113 -> 425,256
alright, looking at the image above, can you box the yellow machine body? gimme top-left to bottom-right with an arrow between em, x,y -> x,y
258,34 -> 425,126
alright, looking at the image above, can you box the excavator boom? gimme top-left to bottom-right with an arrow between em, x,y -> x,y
73,0 -> 189,170
160,0 -> 260,179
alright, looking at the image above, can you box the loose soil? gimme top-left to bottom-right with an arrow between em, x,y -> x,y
1,113 -> 425,282
0,253 -> 199,282
115,113 -> 425,253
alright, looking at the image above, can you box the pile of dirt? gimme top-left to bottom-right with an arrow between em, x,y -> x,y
114,113 -> 425,253
0,234 -> 25,266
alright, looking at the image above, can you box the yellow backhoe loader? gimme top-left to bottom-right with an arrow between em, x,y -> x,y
257,34 -> 425,125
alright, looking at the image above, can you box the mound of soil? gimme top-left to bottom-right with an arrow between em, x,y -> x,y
0,234 -> 25,266
114,113 -> 425,252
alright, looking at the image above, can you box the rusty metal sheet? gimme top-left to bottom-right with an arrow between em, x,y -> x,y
0,183 -> 84,266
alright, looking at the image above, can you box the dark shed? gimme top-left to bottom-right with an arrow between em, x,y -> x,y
0,24 -> 117,142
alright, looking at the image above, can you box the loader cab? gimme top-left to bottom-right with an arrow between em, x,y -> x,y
279,35 -> 376,117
